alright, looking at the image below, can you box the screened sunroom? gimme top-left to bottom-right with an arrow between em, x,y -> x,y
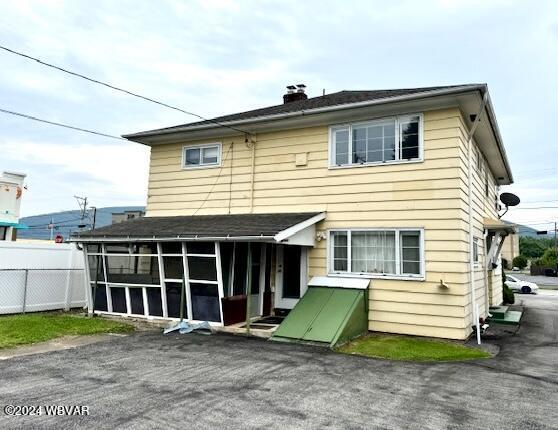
72,212 -> 325,326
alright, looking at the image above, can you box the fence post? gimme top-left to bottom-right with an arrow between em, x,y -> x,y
22,269 -> 29,313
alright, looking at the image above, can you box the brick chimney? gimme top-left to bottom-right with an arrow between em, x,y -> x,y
283,84 -> 308,103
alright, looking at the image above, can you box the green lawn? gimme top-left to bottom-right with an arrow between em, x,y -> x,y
0,312 -> 134,349
336,334 -> 490,362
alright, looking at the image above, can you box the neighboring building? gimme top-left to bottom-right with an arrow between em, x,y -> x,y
72,84 -> 516,341
111,210 -> 145,225
501,232 -> 520,269
0,171 -> 26,241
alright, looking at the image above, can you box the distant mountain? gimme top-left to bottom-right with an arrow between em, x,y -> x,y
18,206 -> 145,241
503,220 -> 541,238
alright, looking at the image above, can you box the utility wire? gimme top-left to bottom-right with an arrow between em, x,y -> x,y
0,108 -> 126,141
193,143 -> 234,216
509,206 -> 558,210
520,199 -> 558,204
25,216 -> 87,229
0,44 -> 252,136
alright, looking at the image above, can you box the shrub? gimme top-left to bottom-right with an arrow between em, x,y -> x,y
502,267 -> 515,304
532,258 -> 542,266
519,236 -> 552,258
512,255 -> 528,270
503,285 -> 515,304
540,247 -> 558,267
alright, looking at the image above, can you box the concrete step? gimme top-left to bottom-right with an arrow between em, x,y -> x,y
488,310 -> 522,326
489,306 -> 509,319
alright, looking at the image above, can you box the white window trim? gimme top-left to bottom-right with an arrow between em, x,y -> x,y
182,142 -> 222,170
328,113 -> 424,169
327,228 -> 425,280
473,237 -> 481,266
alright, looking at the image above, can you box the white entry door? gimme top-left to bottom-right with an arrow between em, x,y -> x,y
274,245 -> 307,309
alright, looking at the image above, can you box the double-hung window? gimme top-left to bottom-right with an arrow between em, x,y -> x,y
330,229 -> 423,278
330,114 -> 422,167
183,143 -> 221,169
473,238 -> 479,264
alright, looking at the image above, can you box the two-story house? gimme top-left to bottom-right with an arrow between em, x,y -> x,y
73,84 -> 515,342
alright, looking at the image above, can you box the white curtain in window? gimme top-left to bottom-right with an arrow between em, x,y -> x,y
351,231 -> 396,274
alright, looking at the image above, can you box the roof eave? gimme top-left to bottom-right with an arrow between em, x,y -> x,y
482,88 -> 514,184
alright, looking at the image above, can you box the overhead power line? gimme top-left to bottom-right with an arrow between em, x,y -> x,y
517,221 -> 556,226
25,216 -> 87,229
0,44 -> 252,136
509,206 -> 558,210
0,107 -> 126,141
520,199 -> 558,205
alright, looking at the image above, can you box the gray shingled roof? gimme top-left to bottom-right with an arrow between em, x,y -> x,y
72,212 -> 322,240
124,85 -> 478,137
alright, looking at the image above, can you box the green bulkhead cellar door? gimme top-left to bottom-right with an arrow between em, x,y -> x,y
272,277 -> 369,348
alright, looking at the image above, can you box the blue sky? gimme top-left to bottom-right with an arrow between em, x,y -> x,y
1,0 -> 557,232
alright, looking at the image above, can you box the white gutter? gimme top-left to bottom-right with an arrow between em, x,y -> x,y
70,235 -> 276,243
124,85 -> 484,138
467,90 -> 489,345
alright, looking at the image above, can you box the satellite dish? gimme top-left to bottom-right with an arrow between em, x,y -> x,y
500,192 -> 520,207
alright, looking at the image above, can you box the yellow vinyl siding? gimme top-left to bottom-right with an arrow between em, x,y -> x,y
146,107 -> 486,340
455,111 -> 504,323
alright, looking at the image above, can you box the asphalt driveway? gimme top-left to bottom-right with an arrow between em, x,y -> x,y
1,294 -> 557,429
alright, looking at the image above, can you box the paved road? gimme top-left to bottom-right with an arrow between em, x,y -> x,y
0,296 -> 557,430
512,273 -> 558,287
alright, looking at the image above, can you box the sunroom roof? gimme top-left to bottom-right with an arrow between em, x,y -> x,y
71,212 -> 326,244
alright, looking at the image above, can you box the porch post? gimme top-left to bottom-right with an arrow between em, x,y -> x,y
82,245 -> 93,315
245,243 -> 252,334
157,242 -> 168,318
215,241 -> 225,325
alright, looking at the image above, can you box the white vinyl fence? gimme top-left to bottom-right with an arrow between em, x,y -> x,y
0,242 -> 87,314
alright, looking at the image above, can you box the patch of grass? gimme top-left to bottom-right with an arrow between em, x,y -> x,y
0,312 -> 134,349
336,334 -> 490,362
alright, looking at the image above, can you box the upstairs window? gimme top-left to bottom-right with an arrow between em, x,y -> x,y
330,114 -> 422,167
183,143 -> 221,169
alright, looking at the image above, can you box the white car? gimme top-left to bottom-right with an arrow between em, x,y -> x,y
505,275 -> 539,294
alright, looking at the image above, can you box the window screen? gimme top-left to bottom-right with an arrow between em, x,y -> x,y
400,231 -> 421,274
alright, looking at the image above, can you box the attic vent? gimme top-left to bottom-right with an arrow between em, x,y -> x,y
283,84 -> 308,104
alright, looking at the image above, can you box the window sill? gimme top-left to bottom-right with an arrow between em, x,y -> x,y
328,158 -> 423,170
328,272 -> 425,282
181,164 -> 221,171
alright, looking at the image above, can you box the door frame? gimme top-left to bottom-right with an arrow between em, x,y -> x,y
274,245 -> 308,309
226,242 -> 265,317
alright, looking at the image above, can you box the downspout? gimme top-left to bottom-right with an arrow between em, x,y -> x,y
467,89 -> 488,344
483,229 -> 490,318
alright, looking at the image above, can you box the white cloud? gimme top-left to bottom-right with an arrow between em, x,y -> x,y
0,0 -> 557,224
0,139 -> 150,215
